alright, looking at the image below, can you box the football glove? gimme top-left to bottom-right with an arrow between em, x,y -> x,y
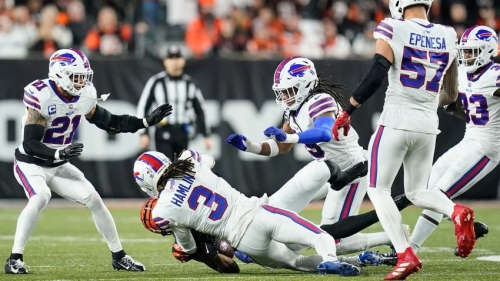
263,126 -> 287,142
332,111 -> 351,141
145,104 -> 173,127
225,134 -> 261,154
58,143 -> 84,160
172,243 -> 193,263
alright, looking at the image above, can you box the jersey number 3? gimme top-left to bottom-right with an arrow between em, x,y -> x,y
188,186 -> 228,221
400,46 -> 450,92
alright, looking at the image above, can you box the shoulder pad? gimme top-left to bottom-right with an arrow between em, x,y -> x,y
373,18 -> 394,41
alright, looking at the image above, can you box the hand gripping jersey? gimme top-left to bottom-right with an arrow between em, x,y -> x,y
284,93 -> 365,169
152,150 -> 267,248
19,78 -> 97,158
458,63 -> 500,161
374,18 -> 458,134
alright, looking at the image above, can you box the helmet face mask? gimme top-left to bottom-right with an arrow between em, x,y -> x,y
458,26 -> 499,73
272,57 -> 318,111
48,48 -> 93,96
389,0 -> 433,20
134,151 -> 172,198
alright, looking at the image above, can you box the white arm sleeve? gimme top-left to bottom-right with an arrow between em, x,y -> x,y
172,226 -> 197,254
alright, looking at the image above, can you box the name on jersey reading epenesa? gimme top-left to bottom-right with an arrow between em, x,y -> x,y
409,33 -> 446,50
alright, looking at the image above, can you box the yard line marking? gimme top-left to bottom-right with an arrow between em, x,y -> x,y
0,235 -> 168,243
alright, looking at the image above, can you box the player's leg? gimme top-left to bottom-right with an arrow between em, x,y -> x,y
268,160 -> 330,213
366,126 -> 422,280
321,175 -> 367,225
403,132 -> 476,258
154,128 -> 175,160
410,141 -> 496,252
6,161 -> 52,274
49,164 -> 144,271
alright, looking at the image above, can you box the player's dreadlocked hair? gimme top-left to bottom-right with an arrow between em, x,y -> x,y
157,152 -> 196,192
308,64 -> 346,112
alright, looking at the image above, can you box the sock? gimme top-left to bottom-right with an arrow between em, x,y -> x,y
112,250 -> 126,260
321,209 -> 379,239
367,187 -> 408,253
336,232 -> 391,255
12,193 -> 50,254
410,210 -> 442,252
406,188 -> 455,217
9,253 -> 23,261
85,193 -> 123,253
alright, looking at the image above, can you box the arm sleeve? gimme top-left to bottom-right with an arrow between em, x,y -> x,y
350,53 -> 391,105
87,105 -> 145,134
191,84 -> 211,137
173,226 -> 197,254
22,124 -> 57,160
136,75 -> 160,135
296,116 -> 334,144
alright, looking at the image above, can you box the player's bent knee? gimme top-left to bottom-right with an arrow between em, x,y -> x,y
83,192 -> 104,208
29,192 -> 51,212
303,161 -> 330,184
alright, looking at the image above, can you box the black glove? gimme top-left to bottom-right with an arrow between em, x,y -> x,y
329,161 -> 368,190
58,143 -> 83,160
145,104 -> 173,127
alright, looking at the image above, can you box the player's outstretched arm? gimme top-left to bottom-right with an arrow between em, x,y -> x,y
85,103 -> 172,134
225,123 -> 294,157
22,108 -> 83,161
439,58 -> 459,107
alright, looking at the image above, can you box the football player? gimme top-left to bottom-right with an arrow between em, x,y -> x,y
410,25 -> 498,255
141,197 -> 240,273
6,48 -> 172,274
331,0 -> 476,279
134,150 -> 360,276
225,57 -> 404,255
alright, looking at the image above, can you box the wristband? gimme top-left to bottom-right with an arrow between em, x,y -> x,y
143,118 -> 150,128
245,141 -> 262,154
263,139 -> 279,157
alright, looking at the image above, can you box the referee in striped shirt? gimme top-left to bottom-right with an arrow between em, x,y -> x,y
136,45 -> 212,159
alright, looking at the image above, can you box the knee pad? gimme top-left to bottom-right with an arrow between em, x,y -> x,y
301,161 -> 330,186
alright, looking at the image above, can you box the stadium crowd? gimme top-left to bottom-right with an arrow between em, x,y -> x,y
0,0 -> 499,59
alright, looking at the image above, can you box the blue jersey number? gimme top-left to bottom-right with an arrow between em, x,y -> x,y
400,47 -> 449,93
43,115 -> 81,145
188,185 -> 228,221
460,93 -> 489,125
304,143 -> 325,158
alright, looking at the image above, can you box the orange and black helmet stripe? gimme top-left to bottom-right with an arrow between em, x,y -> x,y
140,198 -> 162,232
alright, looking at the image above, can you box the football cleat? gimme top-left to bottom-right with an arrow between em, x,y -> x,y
384,247 -> 422,280
112,255 -> 145,271
380,248 -> 398,266
454,221 -> 488,257
234,251 -> 254,264
451,204 -> 476,258
5,258 -> 28,274
317,261 -> 360,276
357,251 -> 383,266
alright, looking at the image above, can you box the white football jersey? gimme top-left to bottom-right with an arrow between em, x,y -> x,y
152,150 -> 265,247
284,93 -> 365,169
458,63 -> 500,159
19,78 -> 97,158
374,18 -> 458,134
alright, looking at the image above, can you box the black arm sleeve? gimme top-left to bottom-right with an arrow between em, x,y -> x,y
22,124 -> 57,160
87,105 -> 145,134
351,53 -> 392,104
191,85 -> 210,137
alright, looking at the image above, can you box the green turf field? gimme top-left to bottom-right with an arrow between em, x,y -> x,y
0,203 -> 498,281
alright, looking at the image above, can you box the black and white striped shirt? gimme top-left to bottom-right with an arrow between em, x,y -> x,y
136,71 -> 210,136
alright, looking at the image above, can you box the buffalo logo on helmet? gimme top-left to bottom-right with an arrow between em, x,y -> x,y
50,53 -> 77,67
475,29 -> 495,41
287,63 -> 313,78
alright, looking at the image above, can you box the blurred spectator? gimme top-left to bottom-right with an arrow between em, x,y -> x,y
185,0 -> 223,58
218,6 -> 252,56
246,24 -> 279,58
84,6 -> 133,56
338,2 -> 367,43
448,2 -> 469,39
166,0 -> 198,27
26,0 -> 43,25
478,5 -> 500,33
12,5 -> 38,47
141,0 -> 160,29
321,18 -> 350,59
67,0 -> 93,47
31,4 -> 72,57
0,15 -> 31,58
0,0 -> 13,19
352,21 -> 376,59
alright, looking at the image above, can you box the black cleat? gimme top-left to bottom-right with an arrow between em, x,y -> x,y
393,193 -> 413,211
5,259 -> 28,274
112,255 -> 145,271
454,221 -> 488,256
379,250 -> 398,266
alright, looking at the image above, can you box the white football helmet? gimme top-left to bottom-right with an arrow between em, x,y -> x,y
389,0 -> 433,20
458,25 -> 499,73
134,151 -> 172,198
272,57 -> 318,110
48,48 -> 93,96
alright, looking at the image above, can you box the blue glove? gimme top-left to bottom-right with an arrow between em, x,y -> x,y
263,126 -> 287,142
225,134 -> 248,151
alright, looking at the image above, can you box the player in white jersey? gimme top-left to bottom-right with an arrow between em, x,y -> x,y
331,0 -> 476,279
410,25 -> 499,254
5,48 -> 173,274
133,150 -> 360,276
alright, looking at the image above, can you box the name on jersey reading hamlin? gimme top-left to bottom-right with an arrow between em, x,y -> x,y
409,33 -> 446,50
171,174 -> 195,207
